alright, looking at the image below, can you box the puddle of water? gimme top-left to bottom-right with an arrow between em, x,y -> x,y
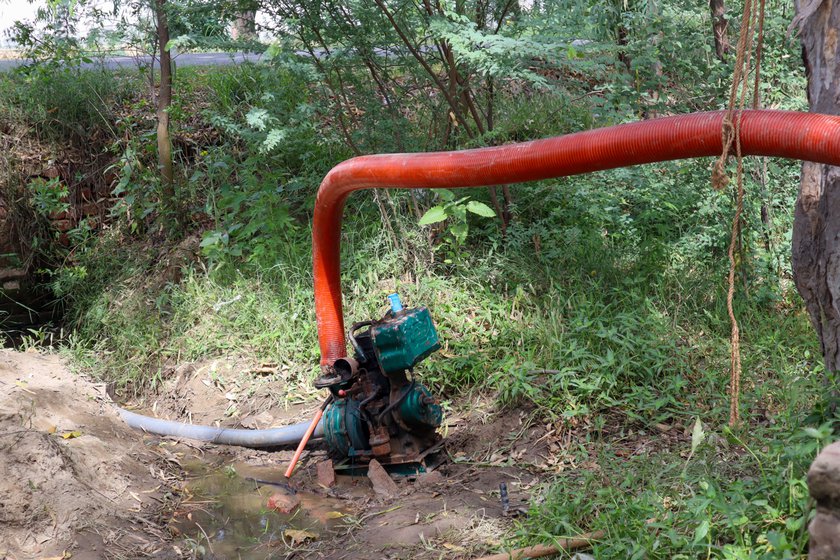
174,461 -> 350,559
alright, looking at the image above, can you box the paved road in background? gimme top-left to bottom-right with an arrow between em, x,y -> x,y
0,51 -> 263,72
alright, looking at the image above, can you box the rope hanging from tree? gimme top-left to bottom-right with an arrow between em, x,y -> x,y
712,0 -> 766,427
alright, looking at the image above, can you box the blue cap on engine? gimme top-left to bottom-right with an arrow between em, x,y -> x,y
387,293 -> 403,313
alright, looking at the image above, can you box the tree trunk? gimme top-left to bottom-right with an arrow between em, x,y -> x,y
231,10 -> 257,40
791,0 -> 840,390
645,0 -> 664,118
617,23 -> 632,72
710,0 -> 730,61
154,0 -> 175,212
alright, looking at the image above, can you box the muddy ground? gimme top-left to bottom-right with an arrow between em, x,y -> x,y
0,350 -> 565,560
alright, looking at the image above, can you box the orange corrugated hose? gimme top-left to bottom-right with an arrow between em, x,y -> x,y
282,110 -> 840,478
312,110 -> 840,368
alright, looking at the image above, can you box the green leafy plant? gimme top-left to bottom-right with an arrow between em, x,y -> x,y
27,178 -> 69,217
419,189 -> 496,260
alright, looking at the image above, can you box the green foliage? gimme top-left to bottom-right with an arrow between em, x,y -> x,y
516,419 -> 830,559
27,178 -> 69,217
196,63 -> 346,264
0,65 -> 129,143
430,14 -> 560,85
7,1 -> 88,67
419,190 -> 497,261
108,143 -> 155,232
0,64 -> 136,272
168,0 -> 232,41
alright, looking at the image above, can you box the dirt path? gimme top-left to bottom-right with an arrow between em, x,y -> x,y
0,350 -> 548,559
0,350 -> 179,560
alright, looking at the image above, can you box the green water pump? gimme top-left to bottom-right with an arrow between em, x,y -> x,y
315,294 -> 444,467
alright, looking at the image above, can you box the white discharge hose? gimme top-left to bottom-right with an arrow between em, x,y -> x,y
117,407 -> 325,448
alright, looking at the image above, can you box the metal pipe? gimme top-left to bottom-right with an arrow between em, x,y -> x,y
312,110 -> 840,367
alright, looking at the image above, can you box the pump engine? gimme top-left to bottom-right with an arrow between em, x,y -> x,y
314,294 -> 443,469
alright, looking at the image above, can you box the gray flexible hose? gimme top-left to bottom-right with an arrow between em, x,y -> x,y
117,407 -> 325,448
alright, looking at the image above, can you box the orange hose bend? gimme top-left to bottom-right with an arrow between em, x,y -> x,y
313,110 -> 840,367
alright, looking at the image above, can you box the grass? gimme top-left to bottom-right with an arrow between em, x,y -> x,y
58,184 -> 828,558
515,410 -> 828,559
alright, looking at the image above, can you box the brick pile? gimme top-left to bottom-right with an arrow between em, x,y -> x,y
0,164 -> 110,327
0,197 -> 28,323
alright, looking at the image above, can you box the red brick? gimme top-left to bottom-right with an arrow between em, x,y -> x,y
53,219 -> 74,232
0,268 -> 25,281
267,492 -> 300,514
367,459 -> 398,498
80,203 -> 99,216
317,460 -> 336,488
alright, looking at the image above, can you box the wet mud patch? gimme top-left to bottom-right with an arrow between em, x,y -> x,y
166,403 -> 547,559
0,350 -> 555,559
172,461 -> 352,559
171,453 -> 532,559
